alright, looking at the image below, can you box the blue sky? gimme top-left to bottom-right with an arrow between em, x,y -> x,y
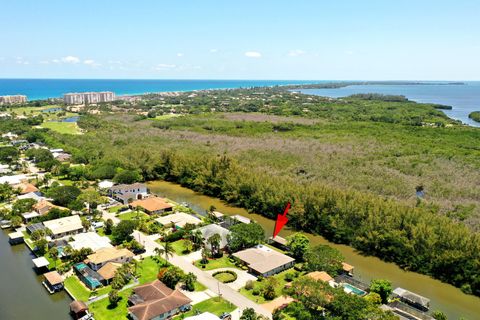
0,0 -> 479,80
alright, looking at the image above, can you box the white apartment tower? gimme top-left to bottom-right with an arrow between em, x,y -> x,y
63,91 -> 115,105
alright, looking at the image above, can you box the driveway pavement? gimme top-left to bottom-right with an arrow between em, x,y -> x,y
206,268 -> 257,291
180,288 -> 217,305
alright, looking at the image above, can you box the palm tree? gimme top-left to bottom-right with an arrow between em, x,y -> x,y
158,241 -> 174,262
208,233 -> 222,257
190,229 -> 204,250
49,247 -> 59,268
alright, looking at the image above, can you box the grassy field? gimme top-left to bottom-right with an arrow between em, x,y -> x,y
179,297 -> 236,318
194,255 -> 239,271
64,276 -> 111,301
137,257 -> 162,284
41,121 -> 81,134
108,205 -> 125,213
170,239 -> 190,255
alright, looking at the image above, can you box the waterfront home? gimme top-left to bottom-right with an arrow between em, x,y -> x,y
86,247 -> 134,271
130,196 -> 174,214
17,191 -> 46,202
70,300 -> 90,320
392,287 -> 430,311
155,212 -> 202,228
43,215 -> 83,239
8,231 -> 24,245
43,271 -> 64,293
233,244 -> 295,277
128,280 -> 192,320
69,232 -> 112,252
26,222 -> 46,234
383,301 -> 434,320
33,199 -> 66,215
108,183 -> 148,204
74,262 -> 104,290
0,174 -> 28,185
306,271 -> 336,287
32,256 -> 50,270
97,262 -> 122,285
195,224 -> 231,250
268,235 -> 288,250
341,262 -> 354,276
21,211 -> 41,223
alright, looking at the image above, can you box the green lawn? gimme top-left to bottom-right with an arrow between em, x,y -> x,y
180,297 -> 236,318
41,121 -> 81,134
138,257 -> 163,284
240,270 -> 294,304
213,271 -> 237,283
64,276 -> 111,301
170,239 -> 191,255
194,255 -> 239,271
117,210 -> 149,221
108,205 -> 124,213
89,288 -> 132,320
194,281 -> 207,292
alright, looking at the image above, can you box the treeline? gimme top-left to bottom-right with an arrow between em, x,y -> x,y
40,118 -> 480,296
347,93 -> 408,102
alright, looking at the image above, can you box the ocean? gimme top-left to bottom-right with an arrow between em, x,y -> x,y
0,79 -> 479,126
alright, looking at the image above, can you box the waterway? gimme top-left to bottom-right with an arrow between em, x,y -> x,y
0,229 -> 71,320
148,180 -> 480,320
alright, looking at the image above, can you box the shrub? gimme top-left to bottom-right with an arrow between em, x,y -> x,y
212,270 -> 238,283
252,288 -> 261,296
245,280 -> 254,290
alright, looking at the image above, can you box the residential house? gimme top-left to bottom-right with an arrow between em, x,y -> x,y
392,287 -> 430,311
97,262 -> 122,285
43,215 -> 84,239
86,247 -> 134,271
70,300 -> 90,320
69,232 -> 113,252
341,262 -> 354,276
14,182 -> 39,194
108,183 -> 148,204
43,271 -> 64,293
130,197 -> 174,214
33,199 -> 63,215
306,271 -> 336,287
128,280 -> 192,320
195,224 -> 230,250
268,235 -> 288,250
74,262 -> 104,290
233,245 -> 295,277
155,212 -> 202,228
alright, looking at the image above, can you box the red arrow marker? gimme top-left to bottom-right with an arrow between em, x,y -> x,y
273,202 -> 290,238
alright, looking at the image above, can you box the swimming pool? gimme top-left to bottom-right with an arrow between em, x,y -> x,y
342,283 -> 367,296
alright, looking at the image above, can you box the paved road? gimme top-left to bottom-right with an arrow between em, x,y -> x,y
132,230 -> 272,319
101,209 -> 120,226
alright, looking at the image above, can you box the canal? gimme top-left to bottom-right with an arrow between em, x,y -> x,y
148,180 -> 480,320
0,229 -> 71,320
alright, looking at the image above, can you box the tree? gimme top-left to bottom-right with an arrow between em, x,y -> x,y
108,289 -> 120,306
111,273 -> 127,290
34,238 -> 48,255
190,229 -> 204,250
49,247 -> 59,268
160,266 -> 184,289
286,233 -> 310,261
240,308 -> 259,320
10,215 -> 22,227
201,247 -> 211,264
81,218 -> 91,231
263,277 -> 279,300
77,190 -> 104,213
304,245 -> 344,276
0,146 -> 19,164
12,198 -> 36,215
207,233 -> 222,257
113,170 -> 142,184
369,279 -> 392,304
105,218 -> 114,235
46,185 -> 81,207
228,222 -> 265,252
184,272 -> 197,291
112,220 -> 137,245
158,241 -> 174,262
0,183 -> 14,202
432,311 -> 448,320
183,239 -> 193,253
364,292 -> 382,306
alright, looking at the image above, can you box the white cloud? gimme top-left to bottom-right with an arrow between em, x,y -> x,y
177,53 -> 184,57
245,51 -> 262,58
15,57 -> 29,65
210,49 -> 218,53
39,60 -> 50,64
83,59 -> 101,67
288,49 -> 306,57
52,59 -> 61,64
61,56 -> 80,64
154,63 -> 177,71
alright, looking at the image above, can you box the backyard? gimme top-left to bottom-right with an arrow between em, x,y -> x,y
240,270 -> 296,304
179,297 -> 236,318
117,210 -> 149,221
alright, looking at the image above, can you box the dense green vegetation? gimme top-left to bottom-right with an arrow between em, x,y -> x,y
10,87 -> 480,297
468,111 -> 480,122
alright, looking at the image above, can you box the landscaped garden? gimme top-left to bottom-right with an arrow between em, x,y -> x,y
117,210 -> 149,221
213,270 -> 237,283
194,255 -> 240,271
240,270 -> 299,304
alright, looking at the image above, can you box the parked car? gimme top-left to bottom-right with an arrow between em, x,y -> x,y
220,313 -> 232,320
